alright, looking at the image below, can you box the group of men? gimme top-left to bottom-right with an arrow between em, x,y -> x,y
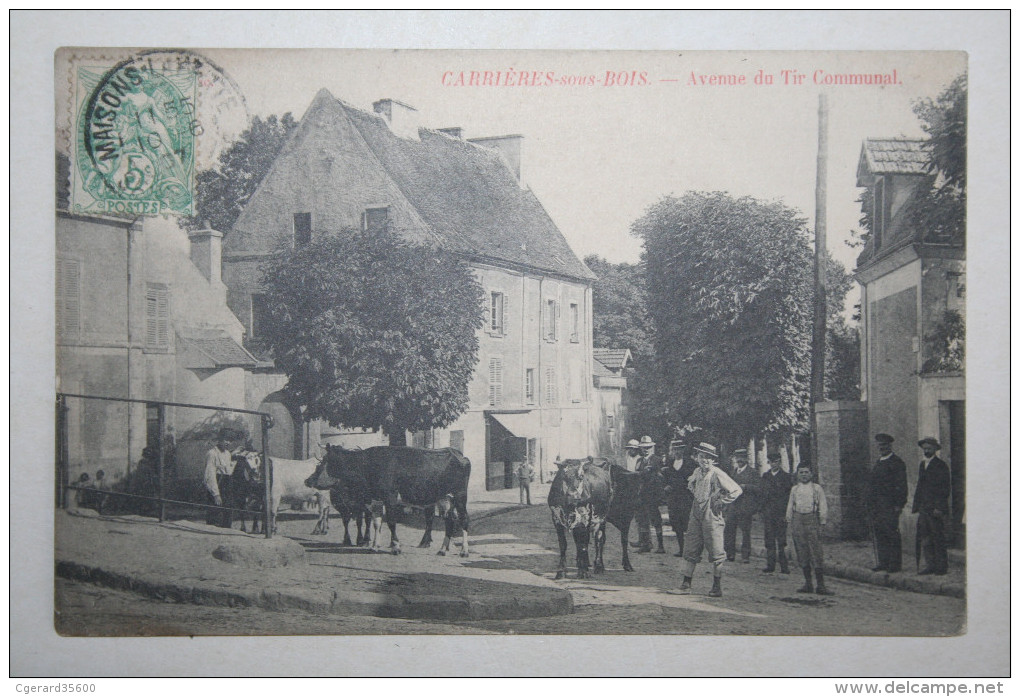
866,433 -> 952,576
622,429 -> 953,597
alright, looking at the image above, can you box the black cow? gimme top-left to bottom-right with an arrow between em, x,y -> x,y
228,451 -> 265,533
305,445 -> 471,556
548,457 -> 613,579
596,463 -> 643,573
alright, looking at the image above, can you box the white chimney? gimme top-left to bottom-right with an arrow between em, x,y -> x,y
373,98 -> 421,140
468,134 -> 524,185
189,228 -> 223,286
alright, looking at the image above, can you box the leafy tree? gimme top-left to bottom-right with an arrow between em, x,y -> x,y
184,113 -> 299,233
584,255 -> 668,442
257,229 -> 485,445
633,192 -> 814,448
907,74 -> 967,245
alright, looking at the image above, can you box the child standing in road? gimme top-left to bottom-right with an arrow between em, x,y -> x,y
786,464 -> 834,595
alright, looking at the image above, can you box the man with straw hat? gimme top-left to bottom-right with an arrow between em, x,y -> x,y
678,442 -> 742,597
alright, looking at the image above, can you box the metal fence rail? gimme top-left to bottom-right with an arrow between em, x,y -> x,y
56,392 -> 276,538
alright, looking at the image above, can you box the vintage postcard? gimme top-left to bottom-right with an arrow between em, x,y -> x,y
12,12 -> 1010,678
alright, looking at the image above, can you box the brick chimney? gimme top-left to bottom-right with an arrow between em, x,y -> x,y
468,134 -> 524,186
189,228 -> 223,286
373,98 -> 420,140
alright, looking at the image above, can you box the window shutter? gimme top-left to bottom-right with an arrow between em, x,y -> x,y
146,284 -> 170,349
56,259 -> 80,341
544,366 -> 556,404
488,357 -> 503,407
501,292 -> 508,336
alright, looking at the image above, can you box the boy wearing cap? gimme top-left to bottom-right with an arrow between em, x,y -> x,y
760,451 -> 792,573
912,437 -> 951,575
786,464 -> 833,595
866,433 -> 908,573
678,443 -> 742,597
624,439 -> 643,472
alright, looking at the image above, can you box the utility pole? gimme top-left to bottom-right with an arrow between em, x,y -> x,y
810,93 -> 829,472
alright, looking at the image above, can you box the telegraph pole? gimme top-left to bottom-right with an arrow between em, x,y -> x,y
810,93 -> 829,471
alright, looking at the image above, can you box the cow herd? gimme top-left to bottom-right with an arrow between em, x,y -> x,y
227,445 -> 472,557
223,446 -> 667,580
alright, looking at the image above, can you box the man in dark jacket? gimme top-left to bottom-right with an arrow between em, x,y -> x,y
663,439 -> 697,557
866,433 -> 909,573
634,436 -> 666,553
724,448 -> 759,563
913,437 -> 951,575
759,451 -> 792,573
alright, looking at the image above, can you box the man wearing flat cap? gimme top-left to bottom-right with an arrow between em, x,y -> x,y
912,437 -> 951,575
866,433 -> 908,573
663,439 -> 697,557
759,450 -> 792,573
724,448 -> 759,563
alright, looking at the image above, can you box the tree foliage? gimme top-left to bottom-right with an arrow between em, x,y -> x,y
185,113 -> 299,233
257,230 -> 485,441
584,255 -> 668,440
633,192 -> 815,445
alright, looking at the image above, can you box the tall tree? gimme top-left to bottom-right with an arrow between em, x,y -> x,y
257,230 -> 485,444
633,192 -> 814,447
184,113 -> 299,233
584,255 -> 668,441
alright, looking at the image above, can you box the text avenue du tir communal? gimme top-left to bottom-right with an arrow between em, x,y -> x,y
440,68 -> 903,87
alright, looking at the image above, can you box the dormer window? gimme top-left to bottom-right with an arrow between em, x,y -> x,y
363,207 -> 389,233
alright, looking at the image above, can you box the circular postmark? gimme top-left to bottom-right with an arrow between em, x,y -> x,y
72,49 -> 249,217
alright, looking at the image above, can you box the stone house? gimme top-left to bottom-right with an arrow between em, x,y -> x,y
55,206 -> 257,492
854,137 -> 966,544
591,348 -> 632,462
221,90 -> 597,498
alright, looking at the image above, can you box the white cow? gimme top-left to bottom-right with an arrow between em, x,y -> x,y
234,453 -> 327,534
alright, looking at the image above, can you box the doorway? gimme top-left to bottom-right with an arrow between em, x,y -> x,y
940,400 -> 965,548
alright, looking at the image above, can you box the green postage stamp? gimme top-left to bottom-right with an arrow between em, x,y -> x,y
70,53 -> 199,216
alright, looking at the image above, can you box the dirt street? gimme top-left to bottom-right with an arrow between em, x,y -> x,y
56,504 -> 964,637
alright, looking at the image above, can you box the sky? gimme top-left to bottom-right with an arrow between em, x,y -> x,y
198,49 -> 964,284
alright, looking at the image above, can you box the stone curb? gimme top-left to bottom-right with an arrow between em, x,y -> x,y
55,559 -> 573,621
738,548 -> 964,599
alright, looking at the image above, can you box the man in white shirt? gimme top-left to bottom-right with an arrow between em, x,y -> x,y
204,429 -> 235,527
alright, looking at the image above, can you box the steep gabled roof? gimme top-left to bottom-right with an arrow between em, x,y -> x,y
857,138 -> 930,186
332,95 -> 595,281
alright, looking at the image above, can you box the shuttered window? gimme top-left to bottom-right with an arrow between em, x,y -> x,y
525,368 -> 535,404
545,299 -> 558,341
145,283 -> 170,350
569,302 -> 579,342
488,357 -> 504,407
56,258 -> 81,342
544,366 -> 557,405
490,291 -> 506,336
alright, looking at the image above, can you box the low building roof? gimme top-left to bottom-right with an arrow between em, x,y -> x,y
593,348 -> 632,371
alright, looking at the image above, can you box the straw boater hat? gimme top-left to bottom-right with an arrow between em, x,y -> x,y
732,448 -> 748,458
639,436 -> 655,450
917,437 -> 941,450
626,439 -> 641,449
693,442 -> 718,459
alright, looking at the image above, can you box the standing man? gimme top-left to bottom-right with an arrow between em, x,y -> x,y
678,442 -> 742,598
204,429 -> 235,528
515,460 -> 534,506
866,433 -> 908,573
634,436 -> 666,554
759,451 -> 792,574
913,437 -> 951,575
663,439 -> 697,557
624,439 -> 642,472
724,448 -> 759,563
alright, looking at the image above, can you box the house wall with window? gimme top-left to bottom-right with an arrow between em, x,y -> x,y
222,90 -> 597,497
854,137 -> 966,546
56,212 -> 255,490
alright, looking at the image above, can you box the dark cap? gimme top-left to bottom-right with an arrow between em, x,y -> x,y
918,437 -> 941,450
732,448 -> 748,457
767,451 -> 782,462
875,433 -> 895,444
